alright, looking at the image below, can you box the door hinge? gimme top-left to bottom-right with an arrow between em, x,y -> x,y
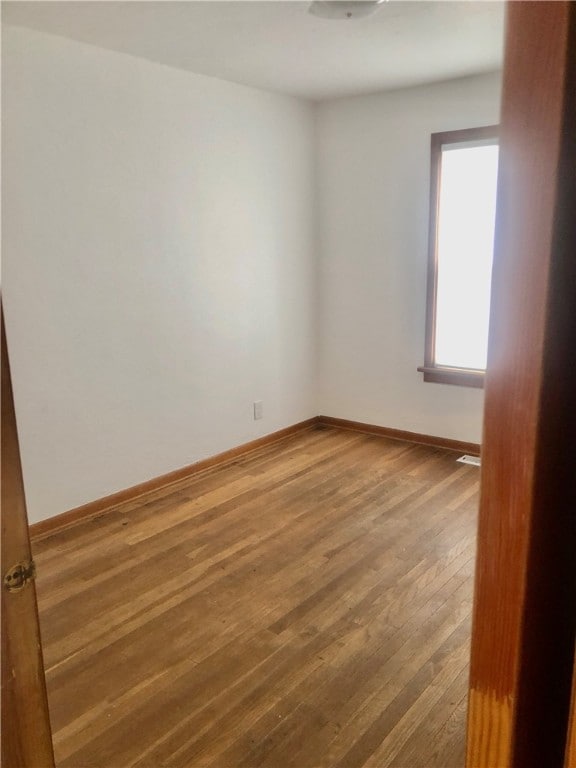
4,560 -> 36,592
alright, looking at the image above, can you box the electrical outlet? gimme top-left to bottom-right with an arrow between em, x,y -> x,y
253,401 -> 263,420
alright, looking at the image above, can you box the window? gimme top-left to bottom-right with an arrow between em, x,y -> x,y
418,125 -> 499,388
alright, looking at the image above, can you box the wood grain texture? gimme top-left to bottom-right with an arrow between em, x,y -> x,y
318,415 -> 480,455
564,652 -> 576,768
467,3 -> 576,767
30,417 -> 478,543
30,418 -> 319,541
33,428 -> 480,768
1,307 -> 55,768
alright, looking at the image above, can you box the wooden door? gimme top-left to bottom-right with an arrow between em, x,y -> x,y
466,2 -> 576,767
565,656 -> 576,768
1,306 -> 55,767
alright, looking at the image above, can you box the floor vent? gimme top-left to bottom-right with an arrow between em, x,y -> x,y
457,454 -> 481,467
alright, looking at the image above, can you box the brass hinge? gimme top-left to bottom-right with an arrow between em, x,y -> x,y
4,560 -> 36,592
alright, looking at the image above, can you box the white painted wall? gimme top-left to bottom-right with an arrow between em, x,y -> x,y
316,73 -> 502,443
2,26 -> 317,523
3,26 -> 501,523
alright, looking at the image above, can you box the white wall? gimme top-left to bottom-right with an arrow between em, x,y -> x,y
3,27 -> 501,523
2,26 -> 317,523
316,73 -> 502,443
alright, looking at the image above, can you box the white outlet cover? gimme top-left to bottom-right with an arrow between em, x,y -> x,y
253,401 -> 263,420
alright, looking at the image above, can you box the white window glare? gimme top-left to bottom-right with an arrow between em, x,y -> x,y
434,143 -> 499,371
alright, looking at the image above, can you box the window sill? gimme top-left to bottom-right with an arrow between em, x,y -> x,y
417,365 -> 485,389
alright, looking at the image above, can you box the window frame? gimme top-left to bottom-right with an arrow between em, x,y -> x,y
418,124 -> 500,388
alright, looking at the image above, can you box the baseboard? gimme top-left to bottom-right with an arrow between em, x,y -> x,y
317,415 -> 481,455
30,414 -> 480,541
29,417 -> 319,541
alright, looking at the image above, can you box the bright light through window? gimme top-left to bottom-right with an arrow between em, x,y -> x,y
434,142 -> 499,370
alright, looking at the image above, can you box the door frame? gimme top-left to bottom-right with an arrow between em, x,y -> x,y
1,305 -> 55,767
466,2 -> 576,766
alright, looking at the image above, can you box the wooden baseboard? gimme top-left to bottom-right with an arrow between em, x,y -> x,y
29,417 -> 319,541
317,415 -> 481,455
30,414 -> 480,541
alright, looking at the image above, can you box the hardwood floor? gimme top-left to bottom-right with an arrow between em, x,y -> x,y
32,426 -> 480,767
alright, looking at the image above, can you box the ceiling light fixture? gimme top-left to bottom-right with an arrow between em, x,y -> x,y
308,0 -> 387,20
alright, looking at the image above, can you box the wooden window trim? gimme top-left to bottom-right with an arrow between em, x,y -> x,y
420,124 -> 499,388
417,365 -> 485,388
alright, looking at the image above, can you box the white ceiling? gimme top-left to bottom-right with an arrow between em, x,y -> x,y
2,1 -> 505,101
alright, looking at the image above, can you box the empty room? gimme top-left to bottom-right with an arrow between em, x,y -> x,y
3,2 -> 576,767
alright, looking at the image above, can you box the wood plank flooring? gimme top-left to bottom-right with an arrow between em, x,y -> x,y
32,426 -> 480,767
